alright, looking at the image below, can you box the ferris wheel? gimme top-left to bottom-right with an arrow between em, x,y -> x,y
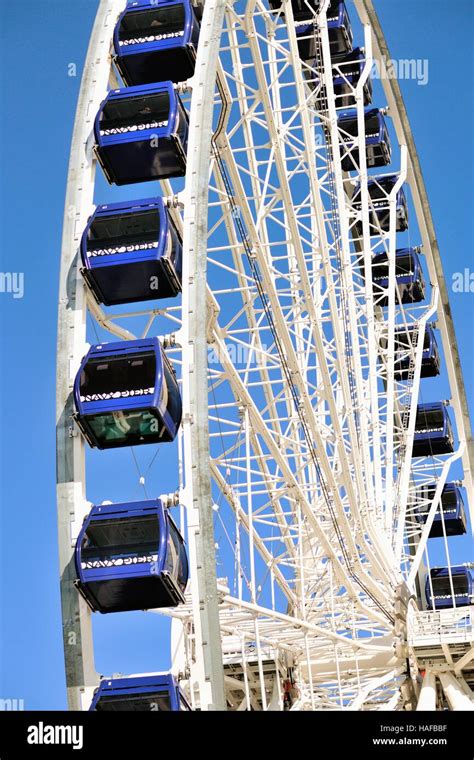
56,0 -> 474,712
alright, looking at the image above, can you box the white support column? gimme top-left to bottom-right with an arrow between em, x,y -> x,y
416,671 -> 437,711
454,646 -> 474,675
458,676 -> 474,703
438,672 -> 474,711
180,0 -> 228,711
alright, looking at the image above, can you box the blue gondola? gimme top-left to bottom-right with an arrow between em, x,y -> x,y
416,483 -> 467,538
412,403 -> 454,457
75,499 -> 188,613
329,48 -> 373,106
73,338 -> 182,449
372,248 -> 425,305
393,325 -> 440,380
270,1 -> 352,58
322,0 -> 352,54
90,674 -> 192,711
425,566 -> 473,610
352,174 -> 409,237
268,0 -> 319,12
94,82 -> 188,185
113,0 -> 200,87
80,197 -> 182,306
295,19 -> 318,62
337,109 -> 391,171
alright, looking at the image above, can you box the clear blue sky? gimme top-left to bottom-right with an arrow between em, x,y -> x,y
0,0 -> 472,710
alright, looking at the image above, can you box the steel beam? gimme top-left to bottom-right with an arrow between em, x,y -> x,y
180,0 -> 228,711
439,672 -> 474,711
416,670 -> 437,711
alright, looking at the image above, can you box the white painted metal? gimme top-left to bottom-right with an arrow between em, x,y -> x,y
416,670 -> 437,711
355,0 -> 474,521
438,672 -> 474,711
179,0 -> 228,710
57,0 -> 473,711
56,0 -> 125,710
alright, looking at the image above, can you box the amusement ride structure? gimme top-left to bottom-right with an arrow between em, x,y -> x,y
56,0 -> 474,711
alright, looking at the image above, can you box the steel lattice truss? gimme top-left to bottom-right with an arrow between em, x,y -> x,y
57,0 -> 473,712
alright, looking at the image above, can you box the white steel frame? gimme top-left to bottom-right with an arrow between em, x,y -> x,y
56,0 -> 473,711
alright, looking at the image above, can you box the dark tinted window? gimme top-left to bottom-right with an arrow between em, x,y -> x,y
80,351 -> 156,398
100,93 -> 171,133
415,408 -> 444,430
163,357 -> 181,422
119,6 -> 185,43
96,692 -> 171,711
432,574 -> 469,596
88,211 -> 160,254
82,516 -> 159,564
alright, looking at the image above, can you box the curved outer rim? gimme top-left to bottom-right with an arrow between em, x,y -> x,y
355,0 -> 473,519
56,0 -> 125,710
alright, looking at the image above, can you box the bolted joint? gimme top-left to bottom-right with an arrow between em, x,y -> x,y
161,333 -> 177,349
165,194 -> 183,209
